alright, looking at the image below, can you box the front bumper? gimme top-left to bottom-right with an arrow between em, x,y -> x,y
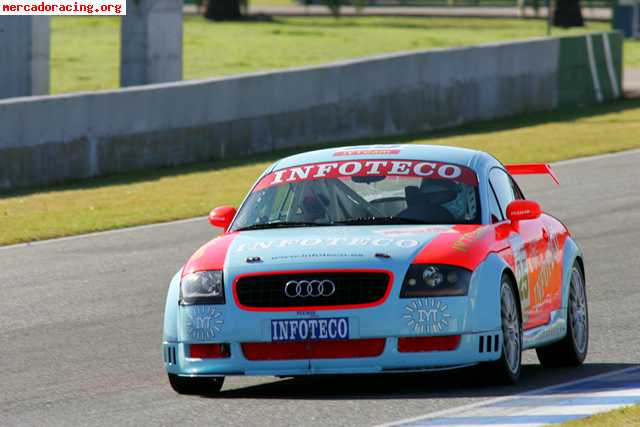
163,256 -> 507,378
164,330 -> 502,377
164,293 -> 503,377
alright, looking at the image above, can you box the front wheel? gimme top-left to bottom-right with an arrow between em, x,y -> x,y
485,277 -> 522,385
536,263 -> 588,367
168,374 -> 224,395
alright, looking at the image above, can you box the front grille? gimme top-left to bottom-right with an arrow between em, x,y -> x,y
234,271 -> 391,309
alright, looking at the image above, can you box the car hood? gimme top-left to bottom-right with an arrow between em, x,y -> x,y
182,224 -> 494,275
227,225 -> 450,267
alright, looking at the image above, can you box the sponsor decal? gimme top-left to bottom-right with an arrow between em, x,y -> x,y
451,226 -> 491,253
403,299 -> 452,334
530,233 -> 561,307
271,317 -> 349,341
185,306 -> 224,341
253,159 -> 478,191
334,149 -> 401,157
235,237 -> 419,252
375,226 -> 455,237
296,311 -> 318,317
271,252 -> 365,261
510,209 -> 533,217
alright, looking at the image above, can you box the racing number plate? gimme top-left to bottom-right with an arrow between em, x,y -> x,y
271,317 -> 349,342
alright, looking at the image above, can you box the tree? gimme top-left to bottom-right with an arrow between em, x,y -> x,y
553,0 -> 584,28
205,0 -> 245,21
323,0 -> 341,17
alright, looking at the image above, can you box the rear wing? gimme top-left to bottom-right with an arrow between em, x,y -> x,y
505,163 -> 560,185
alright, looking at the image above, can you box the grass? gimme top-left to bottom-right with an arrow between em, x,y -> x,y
50,16 -> 640,94
562,405 -> 640,426
1,97 -> 640,246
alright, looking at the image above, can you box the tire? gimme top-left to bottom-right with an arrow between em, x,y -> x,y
536,263 -> 588,367
485,277 -> 522,385
168,374 -> 224,395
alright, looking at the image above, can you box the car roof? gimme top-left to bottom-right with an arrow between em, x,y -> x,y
269,144 -> 493,172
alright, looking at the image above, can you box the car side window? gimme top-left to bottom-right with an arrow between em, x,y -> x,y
489,168 -> 516,219
488,184 -> 503,223
509,176 -> 525,200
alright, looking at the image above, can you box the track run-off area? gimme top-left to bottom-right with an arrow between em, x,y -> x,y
1,149 -> 639,426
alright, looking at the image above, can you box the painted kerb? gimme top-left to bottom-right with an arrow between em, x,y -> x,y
0,32 -> 622,190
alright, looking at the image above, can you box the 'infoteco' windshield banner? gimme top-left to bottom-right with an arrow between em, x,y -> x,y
254,159 -> 478,191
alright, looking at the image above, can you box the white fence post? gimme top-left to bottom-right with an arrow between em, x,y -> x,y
0,16 -> 50,99
120,0 -> 183,87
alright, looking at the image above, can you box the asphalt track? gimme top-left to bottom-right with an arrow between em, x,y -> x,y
1,149 -> 640,426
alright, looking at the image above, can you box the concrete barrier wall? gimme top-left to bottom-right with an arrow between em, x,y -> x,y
0,32 -> 622,190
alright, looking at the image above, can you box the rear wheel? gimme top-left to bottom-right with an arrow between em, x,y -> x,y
485,277 -> 522,385
168,374 -> 224,395
536,263 -> 588,367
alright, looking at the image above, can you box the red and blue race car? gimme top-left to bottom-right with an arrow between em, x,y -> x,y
162,144 -> 588,394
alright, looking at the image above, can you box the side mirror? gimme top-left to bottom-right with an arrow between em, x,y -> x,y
208,205 -> 236,230
506,200 -> 541,222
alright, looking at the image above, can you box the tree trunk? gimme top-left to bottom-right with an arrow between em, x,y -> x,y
553,0 -> 584,28
205,0 -> 242,21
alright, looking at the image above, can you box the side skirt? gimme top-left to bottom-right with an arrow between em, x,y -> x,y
523,309 -> 567,350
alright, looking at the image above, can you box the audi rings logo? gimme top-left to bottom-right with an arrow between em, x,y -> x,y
284,280 -> 336,298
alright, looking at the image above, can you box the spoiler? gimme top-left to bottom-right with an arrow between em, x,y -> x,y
505,163 -> 560,185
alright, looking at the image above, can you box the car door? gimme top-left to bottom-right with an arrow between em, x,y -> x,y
537,212 -> 568,323
489,168 -> 550,329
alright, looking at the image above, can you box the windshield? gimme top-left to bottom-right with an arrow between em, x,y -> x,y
231,159 -> 480,231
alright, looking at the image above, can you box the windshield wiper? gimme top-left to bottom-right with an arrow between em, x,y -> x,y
234,221 -> 333,231
333,216 -> 433,226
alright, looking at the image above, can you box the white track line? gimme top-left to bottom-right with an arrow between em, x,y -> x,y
2,148 -> 640,251
602,33 -> 620,99
552,147 -> 640,166
586,34 -> 604,103
0,216 -> 209,251
376,366 -> 640,427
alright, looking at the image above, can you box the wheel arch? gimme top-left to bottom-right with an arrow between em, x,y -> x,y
561,237 -> 584,310
467,253 -> 512,333
163,269 -> 182,342
500,267 -> 523,324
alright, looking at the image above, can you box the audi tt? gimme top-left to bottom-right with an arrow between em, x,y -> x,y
163,144 -> 588,394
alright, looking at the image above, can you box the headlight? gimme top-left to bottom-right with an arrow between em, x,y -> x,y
400,265 -> 471,297
180,271 -> 225,305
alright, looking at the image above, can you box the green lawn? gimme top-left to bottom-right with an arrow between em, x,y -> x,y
1,98 -> 640,246
562,405 -> 640,426
50,16 -> 639,94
